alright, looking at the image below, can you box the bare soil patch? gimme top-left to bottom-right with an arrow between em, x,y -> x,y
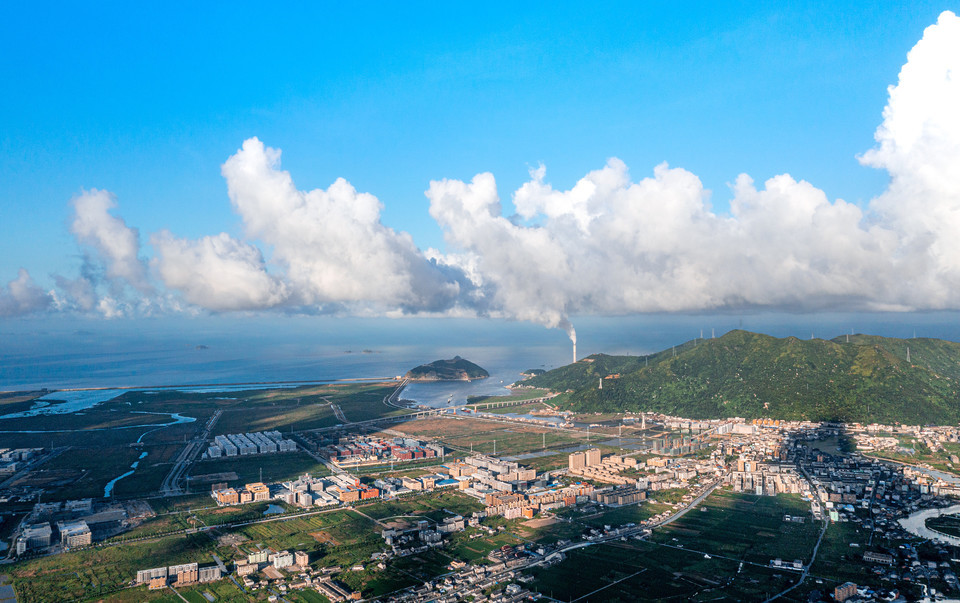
521,517 -> 558,529
310,531 -> 341,545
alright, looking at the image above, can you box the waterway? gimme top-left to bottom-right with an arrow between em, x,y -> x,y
103,451 -> 149,498
0,382 -> 360,420
899,504 -> 960,546
263,504 -> 285,516
0,411 -> 195,434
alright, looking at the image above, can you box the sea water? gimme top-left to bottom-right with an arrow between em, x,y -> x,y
4,312 -> 960,400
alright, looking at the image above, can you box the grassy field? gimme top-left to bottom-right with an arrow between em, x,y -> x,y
10,532 -> 219,603
649,490 -> 820,565
16,446 -> 146,500
187,451 -> 330,489
865,439 -> 960,477
445,528 -> 525,562
9,504 -> 386,602
469,401 -> 553,414
392,417 -> 585,455
527,490 -> 826,602
8,443 -> 187,502
0,382 -> 408,490
213,382 -> 409,434
572,501 -> 673,530
926,513 -> 960,537
531,539 -> 799,601
358,490 -> 483,523
513,453 -> 569,472
356,459 -> 450,476
807,520 -> 900,590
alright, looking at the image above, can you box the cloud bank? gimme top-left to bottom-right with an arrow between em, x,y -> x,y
3,11 -> 960,334
0,269 -> 52,317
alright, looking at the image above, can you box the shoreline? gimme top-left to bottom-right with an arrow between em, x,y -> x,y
0,376 -> 398,396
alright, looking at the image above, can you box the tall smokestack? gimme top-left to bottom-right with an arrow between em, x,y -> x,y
560,318 -> 577,365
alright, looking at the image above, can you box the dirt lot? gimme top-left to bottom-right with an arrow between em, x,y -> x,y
310,531 -> 341,545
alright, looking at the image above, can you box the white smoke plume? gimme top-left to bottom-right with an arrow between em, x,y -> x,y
559,318 -> 576,346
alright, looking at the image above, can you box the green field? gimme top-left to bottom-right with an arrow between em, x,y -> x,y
7,490 -> 500,602
528,490 -> 823,602
466,388 -> 551,405
393,417 -> 586,455
926,513 -> 960,537
358,490 -> 483,523
10,532 -> 219,603
531,539 -> 799,601
212,382 -> 410,434
649,491 -> 820,565
187,450 -> 330,488
573,501 -> 672,529
528,487 -> 951,603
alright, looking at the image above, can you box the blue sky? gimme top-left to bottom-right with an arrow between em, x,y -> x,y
2,2 -> 960,329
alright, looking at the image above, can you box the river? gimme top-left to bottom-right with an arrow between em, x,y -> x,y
103,451 -> 149,498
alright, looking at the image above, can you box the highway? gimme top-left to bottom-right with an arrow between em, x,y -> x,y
160,409 -> 221,496
383,379 -> 408,409
0,447 -> 67,491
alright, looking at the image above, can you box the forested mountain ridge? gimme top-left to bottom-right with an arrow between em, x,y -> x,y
520,330 -> 960,423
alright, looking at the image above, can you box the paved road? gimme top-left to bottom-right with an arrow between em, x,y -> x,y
0,447 -> 67,490
160,409 -> 221,496
656,479 -> 723,527
383,380 -> 408,409
761,463 -> 831,602
292,436 -> 346,475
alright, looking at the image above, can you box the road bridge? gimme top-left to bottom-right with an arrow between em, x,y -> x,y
465,394 -> 556,410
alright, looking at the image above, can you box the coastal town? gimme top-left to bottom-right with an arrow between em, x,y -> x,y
8,401 -> 960,602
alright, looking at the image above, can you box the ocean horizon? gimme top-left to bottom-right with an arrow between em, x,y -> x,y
4,311 -> 960,393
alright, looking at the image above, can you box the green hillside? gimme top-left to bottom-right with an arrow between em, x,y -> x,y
523,330 -> 960,424
405,356 -> 490,381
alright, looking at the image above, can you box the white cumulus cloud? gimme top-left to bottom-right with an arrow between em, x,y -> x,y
151,230 -> 290,311
7,11 -> 960,328
425,10 -> 960,328
861,10 -> 960,308
0,269 -> 52,317
70,189 -> 151,292
218,137 -> 462,313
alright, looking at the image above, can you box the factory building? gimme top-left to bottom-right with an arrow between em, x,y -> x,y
208,431 -> 296,458
57,520 -> 92,549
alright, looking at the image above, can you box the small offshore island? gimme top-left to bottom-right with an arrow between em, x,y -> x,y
404,356 -> 489,382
